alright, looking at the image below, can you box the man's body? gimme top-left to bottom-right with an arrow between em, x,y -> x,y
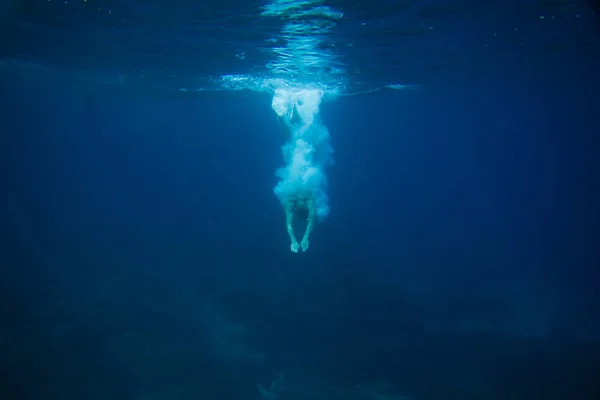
276,113 -> 318,252
285,193 -> 316,252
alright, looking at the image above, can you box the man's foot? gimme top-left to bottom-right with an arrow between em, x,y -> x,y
290,241 -> 299,253
301,238 -> 309,252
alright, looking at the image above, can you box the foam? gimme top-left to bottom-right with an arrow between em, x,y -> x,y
272,88 -> 333,220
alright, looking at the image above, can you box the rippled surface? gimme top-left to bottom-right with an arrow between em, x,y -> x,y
1,0 -> 598,94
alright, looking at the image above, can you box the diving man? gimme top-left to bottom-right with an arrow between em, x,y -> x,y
285,191 -> 316,253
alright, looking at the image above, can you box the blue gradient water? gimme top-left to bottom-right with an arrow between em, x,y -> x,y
1,1 -> 600,400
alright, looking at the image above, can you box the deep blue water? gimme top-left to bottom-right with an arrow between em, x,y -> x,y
2,1 -> 600,400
